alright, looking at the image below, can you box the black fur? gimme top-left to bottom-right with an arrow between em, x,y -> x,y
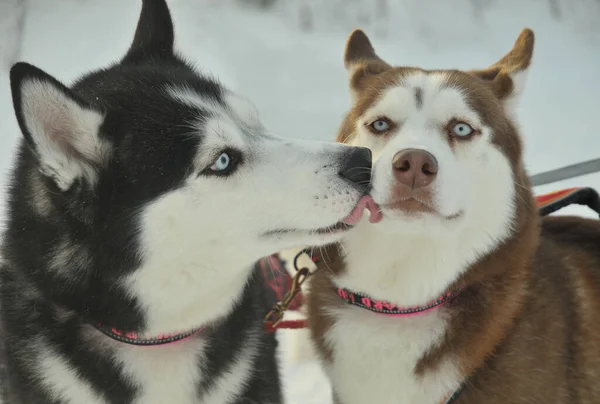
0,1 -> 282,402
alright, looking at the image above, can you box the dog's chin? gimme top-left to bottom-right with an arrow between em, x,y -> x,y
374,198 -> 465,235
282,232 -> 348,251
261,221 -> 357,248
261,195 -> 381,247
381,198 -> 463,221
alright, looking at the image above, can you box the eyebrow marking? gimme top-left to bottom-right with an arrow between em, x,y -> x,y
166,85 -> 223,113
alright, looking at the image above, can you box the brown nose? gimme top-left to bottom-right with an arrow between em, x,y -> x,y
392,149 -> 438,189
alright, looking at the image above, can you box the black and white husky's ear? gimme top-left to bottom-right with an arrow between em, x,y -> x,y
343,29 -> 391,100
10,62 -> 109,191
469,28 -> 535,113
122,0 -> 175,63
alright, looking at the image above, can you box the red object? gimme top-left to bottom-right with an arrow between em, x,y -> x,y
264,319 -> 308,333
535,187 -> 579,206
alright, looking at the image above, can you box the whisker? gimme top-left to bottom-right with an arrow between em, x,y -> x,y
266,255 -> 277,279
342,167 -> 373,174
320,246 -> 336,276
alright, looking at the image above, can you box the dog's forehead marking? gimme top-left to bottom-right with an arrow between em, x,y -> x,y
166,85 -> 223,114
414,87 -> 423,109
167,85 -> 261,132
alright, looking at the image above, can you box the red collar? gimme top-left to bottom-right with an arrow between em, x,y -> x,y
93,322 -> 203,346
336,287 -> 462,316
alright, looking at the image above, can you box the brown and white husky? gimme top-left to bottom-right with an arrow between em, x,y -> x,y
306,28 -> 600,404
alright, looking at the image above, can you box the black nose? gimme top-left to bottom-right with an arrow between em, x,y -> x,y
338,147 -> 373,186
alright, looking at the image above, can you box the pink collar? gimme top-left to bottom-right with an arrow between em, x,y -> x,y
336,288 -> 462,317
94,322 -> 203,346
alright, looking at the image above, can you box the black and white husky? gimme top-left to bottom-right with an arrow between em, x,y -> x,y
0,1 -> 375,402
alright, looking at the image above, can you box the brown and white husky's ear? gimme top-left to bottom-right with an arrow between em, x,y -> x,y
10,62 -> 109,191
344,29 -> 391,100
470,28 -> 535,112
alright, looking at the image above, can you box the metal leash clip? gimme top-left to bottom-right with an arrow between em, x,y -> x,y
264,249 -> 313,329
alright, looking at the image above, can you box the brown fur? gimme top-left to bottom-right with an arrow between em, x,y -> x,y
307,28 -> 600,403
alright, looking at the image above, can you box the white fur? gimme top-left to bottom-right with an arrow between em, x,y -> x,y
325,307 -> 460,404
27,170 -> 53,216
49,234 -> 91,276
223,92 -> 262,129
19,79 -> 108,190
322,71 -> 521,403
115,335 -> 206,404
503,69 -> 528,117
167,85 -> 223,116
31,337 -> 107,404
167,86 -> 260,130
200,331 -> 259,403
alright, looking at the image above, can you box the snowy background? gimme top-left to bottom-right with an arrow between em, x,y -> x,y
0,0 -> 599,402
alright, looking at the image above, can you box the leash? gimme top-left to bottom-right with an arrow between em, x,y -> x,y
530,158 -> 600,187
263,249 -> 317,332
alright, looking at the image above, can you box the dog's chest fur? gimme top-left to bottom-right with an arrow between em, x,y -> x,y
35,336 -> 208,404
0,262 -> 278,404
309,227 -> 469,404
114,335 -> 257,404
325,304 -> 460,404
115,338 -> 207,404
23,328 -> 262,404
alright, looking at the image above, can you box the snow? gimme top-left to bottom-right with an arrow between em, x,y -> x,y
0,0 -> 599,402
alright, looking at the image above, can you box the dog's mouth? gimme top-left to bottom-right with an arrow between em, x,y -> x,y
264,195 -> 382,237
382,197 -> 463,221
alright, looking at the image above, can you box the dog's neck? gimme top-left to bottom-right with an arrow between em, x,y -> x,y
121,246 -> 263,337
334,219 -> 496,308
326,190 -> 540,377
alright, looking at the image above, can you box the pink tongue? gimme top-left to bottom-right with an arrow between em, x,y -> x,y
342,195 -> 383,225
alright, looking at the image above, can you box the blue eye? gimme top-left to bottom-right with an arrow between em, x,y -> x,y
211,153 -> 231,172
451,122 -> 474,137
200,149 -> 242,177
370,119 -> 390,133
